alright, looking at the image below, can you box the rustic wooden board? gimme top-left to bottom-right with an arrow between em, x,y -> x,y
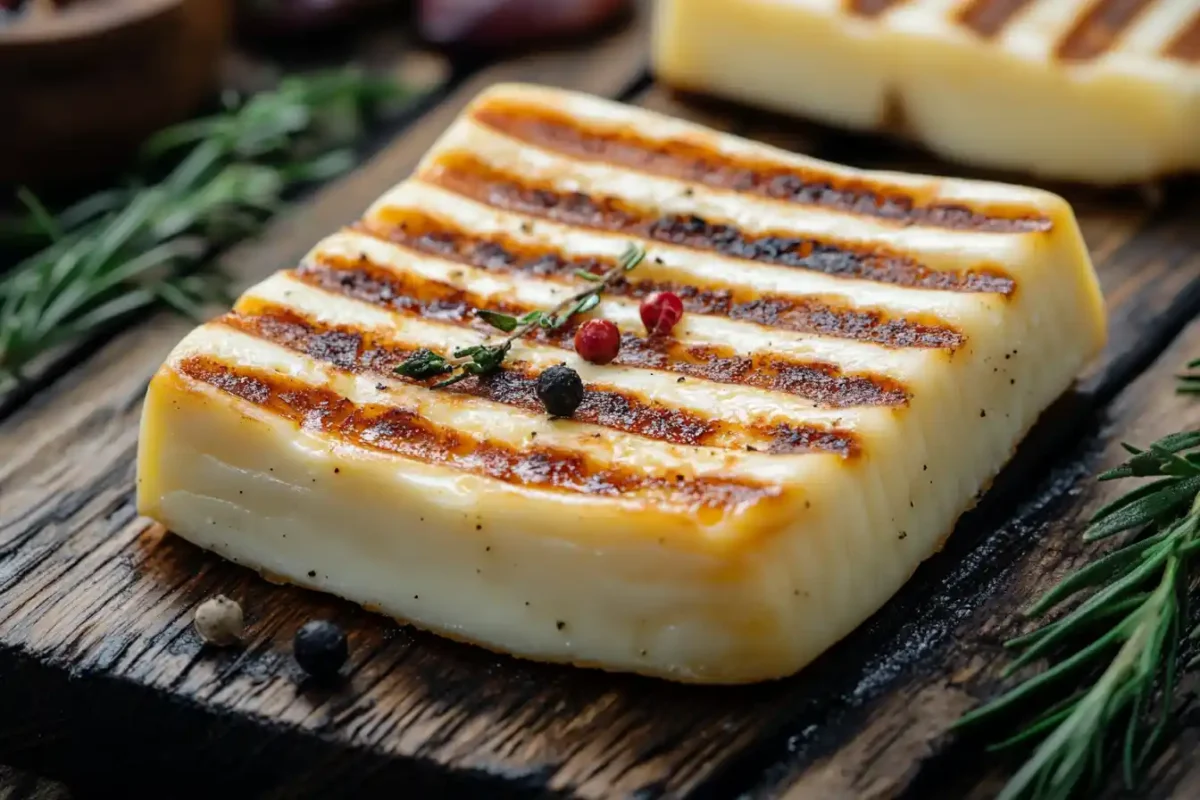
0,765 -> 70,800
633,87 -> 1200,800
3,18 -> 1200,800
756,320 -> 1200,800
0,37 -> 450,419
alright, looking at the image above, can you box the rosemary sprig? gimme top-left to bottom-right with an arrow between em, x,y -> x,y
0,69 -> 407,387
1178,358 -> 1200,394
396,244 -> 645,388
955,405 -> 1200,800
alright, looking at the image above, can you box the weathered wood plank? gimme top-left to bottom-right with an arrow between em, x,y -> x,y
3,50 -> 1200,800
1142,725 -> 1200,800
755,319 -> 1200,800
631,85 -> 1200,800
0,766 -> 70,800
0,21 -> 716,800
0,42 -> 450,421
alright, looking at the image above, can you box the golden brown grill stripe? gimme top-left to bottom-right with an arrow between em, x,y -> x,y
471,104 -> 1050,234
1056,0 -> 1156,61
847,0 -> 907,18
610,335 -> 907,409
423,154 -> 1016,296
219,306 -> 715,449
357,210 -> 965,349
176,355 -> 780,509
293,257 -> 911,408
219,303 -> 860,456
1165,9 -> 1200,61
957,0 -> 1036,37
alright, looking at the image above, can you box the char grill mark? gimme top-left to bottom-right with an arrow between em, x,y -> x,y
727,296 -> 959,349
470,105 -> 1050,233
293,256 -> 524,326
957,0 -> 1036,37
769,425 -> 858,456
1056,0 -> 1156,61
220,305 -> 858,455
1166,9 -> 1200,61
176,355 -> 778,508
423,154 -> 1017,296
358,210 -> 965,349
846,0 -> 906,17
292,259 -> 910,408
607,334 -> 906,409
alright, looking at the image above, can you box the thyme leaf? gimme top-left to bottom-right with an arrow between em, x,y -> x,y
394,244 -> 645,388
393,349 -> 452,379
476,309 -> 520,332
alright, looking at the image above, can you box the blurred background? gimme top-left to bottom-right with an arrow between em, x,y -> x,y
4,4 -> 1200,800
0,0 -> 635,188
0,3 -> 635,790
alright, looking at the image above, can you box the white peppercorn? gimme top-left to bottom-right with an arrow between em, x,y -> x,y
194,595 -> 243,646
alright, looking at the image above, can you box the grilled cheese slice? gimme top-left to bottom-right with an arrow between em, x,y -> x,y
653,0 -> 1200,183
137,84 -> 1105,683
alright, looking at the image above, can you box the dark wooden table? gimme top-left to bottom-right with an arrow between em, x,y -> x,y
3,7 -> 1200,799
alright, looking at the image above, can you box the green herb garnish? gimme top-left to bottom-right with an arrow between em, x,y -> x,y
955,403 -> 1200,800
0,69 -> 408,388
1177,358 -> 1200,394
396,244 -> 644,388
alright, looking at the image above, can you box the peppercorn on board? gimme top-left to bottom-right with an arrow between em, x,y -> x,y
652,0 -> 1200,184
8,18 -> 1200,796
136,83 -> 1105,683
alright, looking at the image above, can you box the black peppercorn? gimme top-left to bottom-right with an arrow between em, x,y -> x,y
536,364 -> 584,417
293,620 -> 348,679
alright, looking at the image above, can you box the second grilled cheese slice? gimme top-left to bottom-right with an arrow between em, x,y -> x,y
653,0 -> 1200,183
137,84 -> 1105,683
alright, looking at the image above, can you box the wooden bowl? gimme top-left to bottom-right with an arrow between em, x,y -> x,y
0,0 -> 231,186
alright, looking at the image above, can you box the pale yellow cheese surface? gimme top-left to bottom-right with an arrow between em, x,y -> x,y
138,84 -> 1106,682
653,0 -> 1200,183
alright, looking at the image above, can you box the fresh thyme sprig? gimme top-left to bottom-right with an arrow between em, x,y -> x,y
396,244 -> 645,388
0,69 -> 407,387
955,411 -> 1200,800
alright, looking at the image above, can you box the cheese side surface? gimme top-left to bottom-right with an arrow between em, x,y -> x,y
653,0 -> 1200,183
137,83 -> 1105,683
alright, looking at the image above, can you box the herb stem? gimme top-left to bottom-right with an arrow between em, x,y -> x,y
0,69 -> 407,386
957,397 -> 1200,800
462,247 -> 637,359
396,244 -> 645,388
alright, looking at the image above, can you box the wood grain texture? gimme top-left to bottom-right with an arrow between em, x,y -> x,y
0,17 -> 687,800
3,28 -> 1200,800
0,40 -> 449,421
632,88 -> 1200,800
0,766 -> 70,800
760,319 -> 1200,800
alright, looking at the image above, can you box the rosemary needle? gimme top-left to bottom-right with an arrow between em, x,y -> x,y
955,383 -> 1200,800
1178,358 -> 1200,394
0,69 -> 408,387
